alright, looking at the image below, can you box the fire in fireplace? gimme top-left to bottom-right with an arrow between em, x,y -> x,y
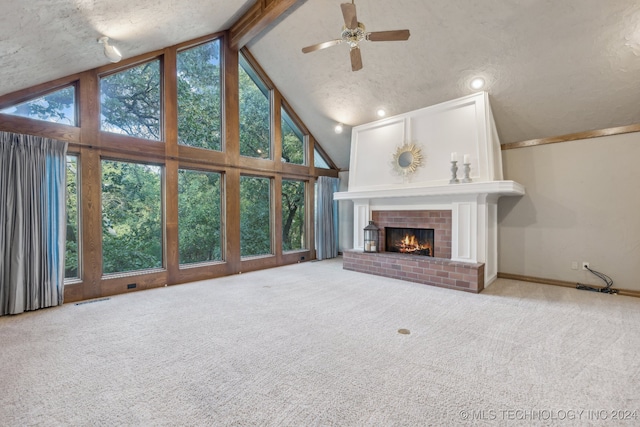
385,227 -> 435,256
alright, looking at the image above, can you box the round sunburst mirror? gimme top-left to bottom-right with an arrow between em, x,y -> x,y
392,142 -> 423,176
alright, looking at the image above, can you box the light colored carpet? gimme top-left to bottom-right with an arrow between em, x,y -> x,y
1,257 -> 639,426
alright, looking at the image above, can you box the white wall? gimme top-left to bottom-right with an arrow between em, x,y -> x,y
348,92 -> 503,192
499,132 -> 640,291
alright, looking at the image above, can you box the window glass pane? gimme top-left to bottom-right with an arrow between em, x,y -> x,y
100,60 -> 161,140
0,86 -> 76,126
178,40 -> 222,151
101,160 -> 162,274
240,176 -> 271,257
282,180 -> 305,251
314,148 -> 331,169
239,55 -> 270,159
281,108 -> 305,165
65,155 -> 79,279
178,169 -> 222,264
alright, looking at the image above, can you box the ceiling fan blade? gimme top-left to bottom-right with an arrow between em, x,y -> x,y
341,3 -> 358,29
302,39 -> 342,54
350,47 -> 363,71
367,30 -> 411,42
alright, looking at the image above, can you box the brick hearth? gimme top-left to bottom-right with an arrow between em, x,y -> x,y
344,209 -> 484,293
343,250 -> 485,293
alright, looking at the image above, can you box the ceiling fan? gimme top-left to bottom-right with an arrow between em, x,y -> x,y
301,1 -> 410,71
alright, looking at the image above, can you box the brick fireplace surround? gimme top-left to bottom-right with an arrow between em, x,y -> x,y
343,210 -> 485,293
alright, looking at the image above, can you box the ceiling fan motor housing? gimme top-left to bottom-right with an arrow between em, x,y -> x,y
341,23 -> 366,47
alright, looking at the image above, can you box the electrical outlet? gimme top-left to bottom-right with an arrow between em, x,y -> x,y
571,261 -> 578,270
582,262 -> 590,271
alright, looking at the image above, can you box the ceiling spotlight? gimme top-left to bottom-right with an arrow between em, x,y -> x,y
377,109 -> 386,118
98,36 -> 122,63
334,123 -> 344,134
470,77 -> 485,90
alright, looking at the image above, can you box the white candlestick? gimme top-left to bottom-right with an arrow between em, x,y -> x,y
464,154 -> 470,164
451,152 -> 457,162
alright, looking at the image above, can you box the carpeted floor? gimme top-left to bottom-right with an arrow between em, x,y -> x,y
1,257 -> 639,426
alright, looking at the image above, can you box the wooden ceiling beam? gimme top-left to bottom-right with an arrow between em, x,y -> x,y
229,0 -> 301,49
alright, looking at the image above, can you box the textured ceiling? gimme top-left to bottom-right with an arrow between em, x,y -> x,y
2,1 -> 640,170
0,0 -> 253,94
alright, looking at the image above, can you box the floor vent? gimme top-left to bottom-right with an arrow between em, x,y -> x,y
74,298 -> 111,306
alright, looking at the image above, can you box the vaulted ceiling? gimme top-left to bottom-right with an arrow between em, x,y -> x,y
2,0 -> 639,169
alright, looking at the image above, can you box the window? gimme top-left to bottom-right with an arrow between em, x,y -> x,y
239,54 -> 270,159
0,85 -> 76,126
240,175 -> 271,257
101,160 -> 163,274
178,169 -> 222,265
281,108 -> 305,165
177,40 -> 222,151
100,60 -> 161,140
65,155 -> 80,279
314,147 -> 331,169
282,180 -> 306,251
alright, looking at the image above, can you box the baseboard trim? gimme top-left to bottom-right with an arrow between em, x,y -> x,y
497,272 -> 640,298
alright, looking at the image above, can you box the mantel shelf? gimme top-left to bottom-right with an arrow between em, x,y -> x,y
334,180 -> 525,201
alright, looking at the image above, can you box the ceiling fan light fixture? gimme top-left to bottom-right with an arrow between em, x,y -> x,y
301,1 -> 410,72
98,36 -> 122,63
334,123 -> 344,134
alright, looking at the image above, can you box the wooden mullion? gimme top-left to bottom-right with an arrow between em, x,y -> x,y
272,91 -> 283,170
0,114 -> 80,142
163,46 -> 180,282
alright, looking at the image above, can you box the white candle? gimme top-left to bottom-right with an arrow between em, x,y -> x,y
371,245 -> 377,252
451,152 -> 457,162
464,154 -> 470,164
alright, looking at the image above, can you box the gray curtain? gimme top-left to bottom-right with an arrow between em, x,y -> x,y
0,131 -> 67,315
315,176 -> 339,260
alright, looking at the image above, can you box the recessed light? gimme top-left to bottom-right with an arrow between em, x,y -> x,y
377,109 -> 386,117
334,123 -> 344,134
470,77 -> 485,90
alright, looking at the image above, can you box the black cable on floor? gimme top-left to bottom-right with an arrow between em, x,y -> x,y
576,265 -> 618,294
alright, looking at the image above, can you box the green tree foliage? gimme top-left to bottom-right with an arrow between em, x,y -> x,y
101,160 -> 162,274
240,176 -> 271,257
239,61 -> 270,158
177,40 -> 222,151
100,60 -> 161,140
281,109 -> 304,164
65,156 -> 79,278
282,180 -> 305,251
0,86 -> 75,125
178,169 -> 222,264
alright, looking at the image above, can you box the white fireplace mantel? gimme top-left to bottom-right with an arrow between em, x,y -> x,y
336,93 -> 525,287
334,181 -> 524,202
334,181 -> 524,285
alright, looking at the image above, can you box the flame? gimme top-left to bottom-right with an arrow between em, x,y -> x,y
395,233 -> 432,255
